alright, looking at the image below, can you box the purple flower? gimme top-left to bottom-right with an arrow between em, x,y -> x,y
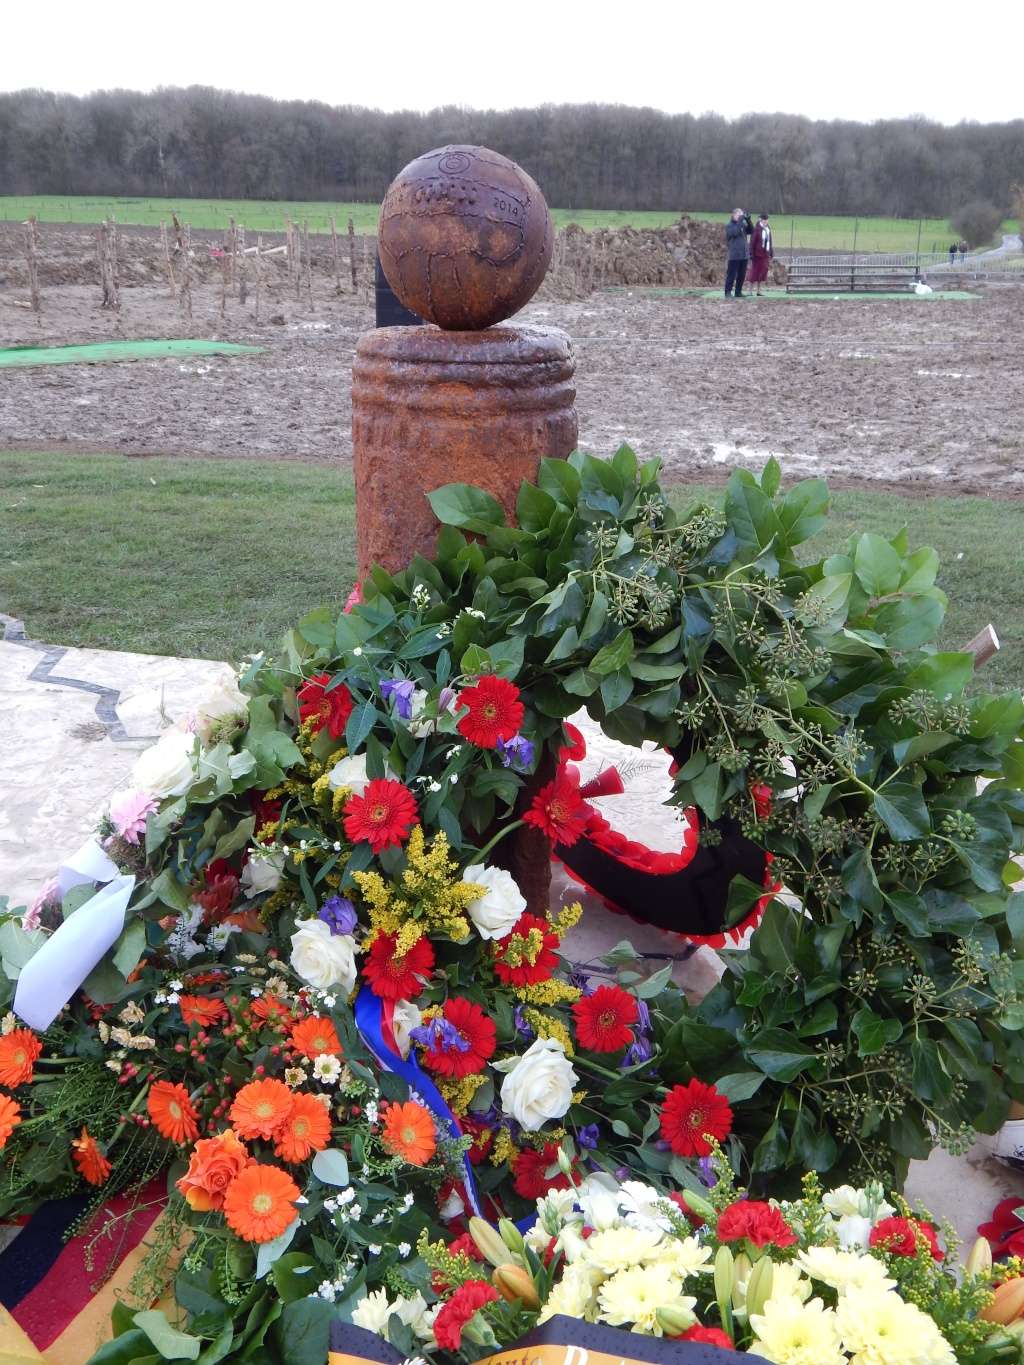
410,1018 -> 471,1054
568,967 -> 590,992
319,895 -> 357,935
496,734 -> 535,772
380,678 -> 416,720
636,1000 -> 651,1032
623,1034 -> 653,1068
514,1005 -> 534,1038
438,686 -> 457,715
614,1166 -> 631,1182
578,1124 -> 600,1150
699,1156 -> 718,1188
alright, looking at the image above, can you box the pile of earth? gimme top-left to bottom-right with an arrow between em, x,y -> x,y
543,215 -> 786,297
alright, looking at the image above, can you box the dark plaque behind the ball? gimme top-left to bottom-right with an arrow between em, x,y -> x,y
374,253 -> 424,329
377,145 -> 553,330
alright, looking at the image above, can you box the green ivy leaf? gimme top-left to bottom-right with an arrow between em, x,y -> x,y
714,1071 -> 767,1102
853,533 -> 903,597
590,628 -> 634,676
852,1007 -> 902,1055
873,782 -> 931,841
777,478 -> 829,545
133,1310 -> 201,1360
746,1028 -> 818,1082
427,484 -> 506,532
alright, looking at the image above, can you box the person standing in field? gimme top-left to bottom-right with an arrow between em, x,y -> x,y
949,241 -> 958,264
748,213 -> 773,296
725,208 -> 753,298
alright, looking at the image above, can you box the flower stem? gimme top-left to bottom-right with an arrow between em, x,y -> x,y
465,819 -> 526,869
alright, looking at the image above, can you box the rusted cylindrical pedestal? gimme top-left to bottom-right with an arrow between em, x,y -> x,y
352,323 -> 577,577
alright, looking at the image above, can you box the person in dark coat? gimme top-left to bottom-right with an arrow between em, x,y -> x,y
949,241 -> 958,264
748,213 -> 773,295
725,209 -> 753,297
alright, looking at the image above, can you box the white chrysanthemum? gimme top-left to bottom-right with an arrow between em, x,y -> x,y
834,1213 -> 874,1250
795,1247 -> 896,1294
749,1296 -> 846,1365
393,1292 -> 434,1341
835,1287 -> 956,1365
351,1288 -> 394,1336
538,1264 -> 603,1323
597,1265 -> 696,1335
822,1184 -> 865,1218
761,1260 -> 812,1306
656,1235 -> 714,1279
582,1225 -> 665,1274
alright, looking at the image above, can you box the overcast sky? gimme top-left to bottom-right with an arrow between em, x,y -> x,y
2,0 -> 1018,124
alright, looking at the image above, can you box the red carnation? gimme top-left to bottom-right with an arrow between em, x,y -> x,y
522,769 -> 589,847
870,1215 -> 943,1261
432,1232 -> 485,1293
716,1199 -> 798,1250
343,778 -> 418,853
677,1325 -> 735,1349
512,1142 -> 575,1200
493,913 -> 560,987
456,676 -> 524,750
250,790 -> 283,831
750,782 -> 773,820
659,1079 -> 733,1157
420,998 -> 496,1079
297,672 -> 354,738
433,1280 -> 499,1351
363,932 -> 434,1001
573,985 -> 639,1053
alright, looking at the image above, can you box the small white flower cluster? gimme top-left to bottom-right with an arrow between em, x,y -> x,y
312,1054 -> 342,1085
316,1257 -> 357,1301
351,1289 -> 437,1343
154,977 -> 184,1006
410,583 -> 432,610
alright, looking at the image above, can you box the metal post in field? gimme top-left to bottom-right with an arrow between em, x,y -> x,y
915,218 -> 923,280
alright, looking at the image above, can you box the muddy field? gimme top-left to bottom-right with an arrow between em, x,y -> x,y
1,223 -> 1021,494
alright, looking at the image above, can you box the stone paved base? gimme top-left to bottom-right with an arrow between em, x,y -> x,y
1,635 -> 1020,1246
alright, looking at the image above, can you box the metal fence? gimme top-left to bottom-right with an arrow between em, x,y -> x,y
784,250 -> 1024,279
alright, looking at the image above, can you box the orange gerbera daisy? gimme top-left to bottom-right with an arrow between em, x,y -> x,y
148,1079 -> 200,1144
289,1016 -> 342,1060
71,1127 -> 111,1186
179,995 -> 228,1029
381,1100 -> 437,1167
222,1162 -> 300,1243
250,995 -> 294,1025
0,1093 -> 21,1149
272,1092 -> 332,1163
0,1029 -> 42,1088
229,1078 -> 294,1141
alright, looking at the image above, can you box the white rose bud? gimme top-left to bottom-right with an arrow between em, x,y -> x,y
130,728 -> 197,798
500,1037 -> 578,1132
327,753 -> 370,795
240,854 -> 283,897
463,865 -> 527,941
193,673 -> 249,743
289,919 -> 358,994
390,997 -> 423,1060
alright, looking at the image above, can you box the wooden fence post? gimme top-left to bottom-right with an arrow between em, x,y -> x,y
24,216 -> 41,315
160,221 -> 178,299
303,220 -> 313,307
348,216 -> 357,290
98,218 -> 120,311
254,234 -> 262,322
331,215 -> 340,291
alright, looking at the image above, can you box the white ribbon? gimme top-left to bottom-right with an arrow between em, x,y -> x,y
14,839 -> 136,1031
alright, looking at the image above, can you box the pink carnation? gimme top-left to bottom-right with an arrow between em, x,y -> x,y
343,582 -> 363,614
23,876 -> 59,930
108,790 -> 160,845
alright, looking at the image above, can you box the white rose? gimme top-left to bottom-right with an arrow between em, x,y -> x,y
289,919 -> 358,994
327,753 -> 370,795
193,674 -> 248,742
407,689 -> 432,738
822,1185 -> 863,1218
439,1185 -> 465,1221
462,865 -> 527,940
835,1214 -> 874,1250
390,997 -> 422,1060
240,854 -> 283,897
500,1037 -> 578,1131
130,728 -> 197,798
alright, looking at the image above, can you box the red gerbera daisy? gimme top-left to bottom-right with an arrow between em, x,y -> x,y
572,985 -> 639,1053
522,769 -> 589,847
419,998 -> 496,1078
870,1215 -> 943,1261
461,1114 -> 494,1166
512,1142 -> 575,1200
979,1198 -> 1024,1261
559,722 -> 587,763
716,1199 -> 797,1250
363,932 -> 435,1000
750,782 -> 773,820
433,1281 -> 500,1352
493,913 -> 560,987
677,1325 -> 735,1349
659,1079 -> 733,1157
297,672 -> 354,738
456,676 -> 524,750
343,778 -> 418,853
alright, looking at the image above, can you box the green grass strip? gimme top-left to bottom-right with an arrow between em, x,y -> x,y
604,287 -> 980,301
0,453 -> 1019,692
0,339 -> 264,368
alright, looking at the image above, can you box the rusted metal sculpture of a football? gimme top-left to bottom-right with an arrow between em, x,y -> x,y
377,145 -> 554,330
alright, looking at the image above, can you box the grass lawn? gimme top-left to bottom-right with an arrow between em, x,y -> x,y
1,452 -> 1020,693
1,196 -> 1017,255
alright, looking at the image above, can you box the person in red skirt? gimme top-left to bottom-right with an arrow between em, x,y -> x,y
749,213 -> 773,296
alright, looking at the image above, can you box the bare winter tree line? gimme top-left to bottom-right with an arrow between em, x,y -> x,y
2,87 -> 1023,217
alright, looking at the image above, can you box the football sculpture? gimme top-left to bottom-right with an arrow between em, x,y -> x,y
377,145 -> 554,330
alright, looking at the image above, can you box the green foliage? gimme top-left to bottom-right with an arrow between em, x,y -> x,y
357,448 -> 1024,1189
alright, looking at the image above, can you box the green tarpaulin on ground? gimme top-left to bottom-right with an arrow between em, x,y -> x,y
0,339 -> 264,368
